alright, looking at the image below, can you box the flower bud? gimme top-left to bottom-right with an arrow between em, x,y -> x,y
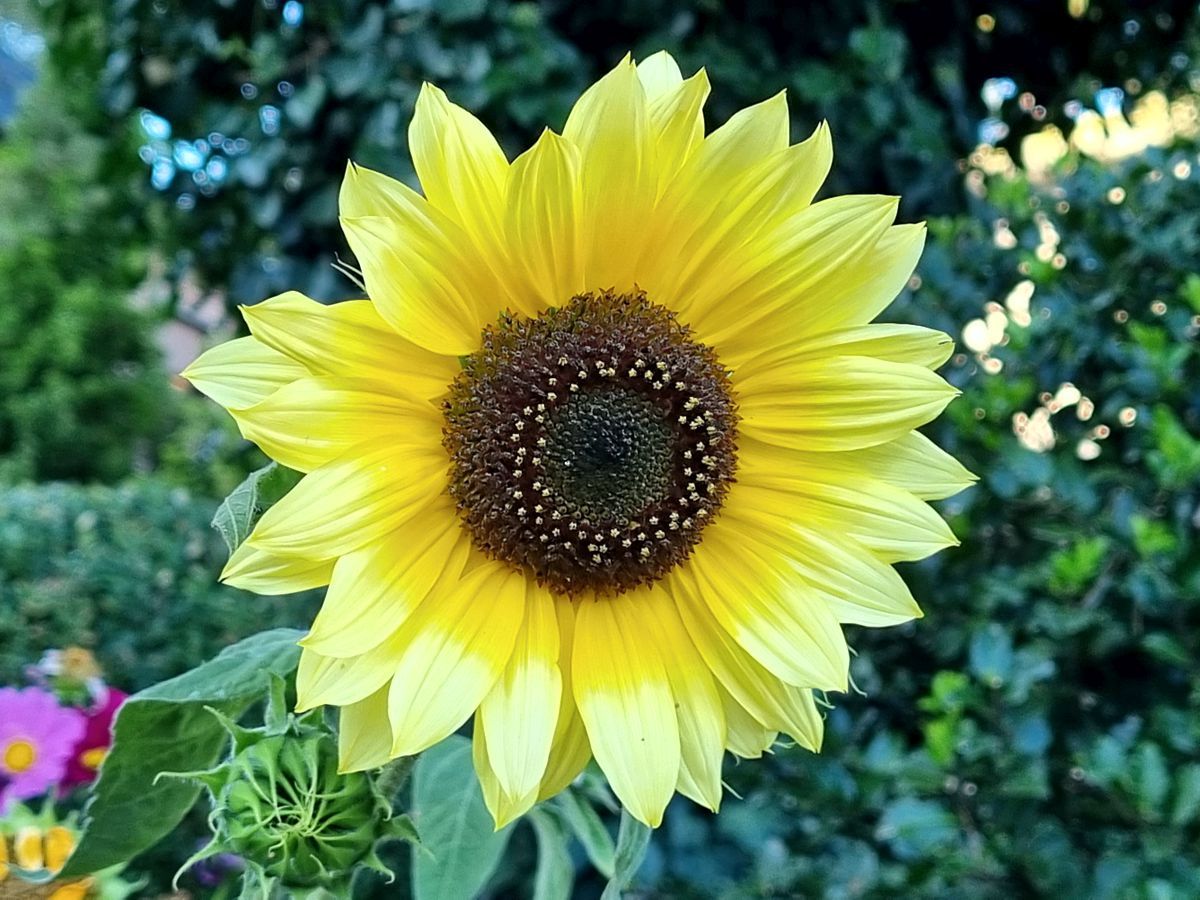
172,683 -> 415,897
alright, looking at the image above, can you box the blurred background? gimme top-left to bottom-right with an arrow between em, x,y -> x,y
0,0 -> 1197,896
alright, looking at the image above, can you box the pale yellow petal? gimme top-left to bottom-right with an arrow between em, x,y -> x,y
636,50 -> 683,99
671,572 -> 825,752
247,437 -> 447,559
181,336 -> 306,411
240,290 -> 457,400
338,683 -> 393,772
473,719 -> 539,829
505,129 -> 584,307
643,590 -> 725,812
302,497 -> 469,657
296,642 -> 397,711
730,475 -> 958,564
220,541 -> 334,595
739,430 -> 976,503
572,594 -> 679,828
387,562 -> 526,757
736,355 -> 959,452
684,522 -> 849,691
479,588 -> 561,801
236,375 -> 440,473
718,684 -> 777,759
563,57 -> 656,291
537,599 -> 592,800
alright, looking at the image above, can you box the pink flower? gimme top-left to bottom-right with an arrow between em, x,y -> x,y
0,687 -> 85,813
62,688 -> 128,788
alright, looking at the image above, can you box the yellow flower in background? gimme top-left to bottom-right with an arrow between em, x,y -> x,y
184,51 -> 973,828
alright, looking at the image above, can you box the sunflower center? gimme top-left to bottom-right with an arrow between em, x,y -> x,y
443,290 -> 738,596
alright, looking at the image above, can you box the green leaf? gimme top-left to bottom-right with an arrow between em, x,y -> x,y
600,809 -> 652,900
529,808 -> 574,900
1170,764 -> 1200,826
410,735 -> 513,900
554,787 -> 615,878
60,629 -> 304,877
211,462 -> 302,554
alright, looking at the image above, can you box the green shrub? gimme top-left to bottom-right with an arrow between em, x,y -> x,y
0,478 -> 319,691
0,73 -> 173,483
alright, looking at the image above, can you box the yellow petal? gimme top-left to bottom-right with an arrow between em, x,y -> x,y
736,355 -> 960,452
409,83 -> 508,248
839,431 -> 978,501
572,593 -> 680,828
181,336 -> 306,411
338,683 -> 393,772
296,641 -> 398,711
731,474 -> 959,564
642,122 -> 831,314
740,430 -> 976,503
670,573 -> 825,751
236,375 -> 440,473
683,522 -> 849,691
685,90 -> 790,183
690,195 -> 898,353
340,209 -> 492,355
42,827 -> 74,872
240,291 -> 458,400
643,591 -> 725,812
636,50 -> 683,99
505,129 -> 584,307
537,598 -> 592,800
790,222 -> 928,336
788,524 -> 923,626
563,57 -> 656,291
248,437 -> 447,559
717,684 -> 777,759
387,562 -> 526,756
220,541 -> 333,595
764,323 -> 955,370
479,588 -> 561,801
645,69 -> 710,197
472,719 -> 539,829
14,827 -> 43,869
302,498 -> 469,657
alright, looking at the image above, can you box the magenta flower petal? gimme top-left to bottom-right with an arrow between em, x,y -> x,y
63,688 -> 129,788
0,686 -> 86,812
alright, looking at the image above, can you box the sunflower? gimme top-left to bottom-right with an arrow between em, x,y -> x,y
184,51 -> 973,829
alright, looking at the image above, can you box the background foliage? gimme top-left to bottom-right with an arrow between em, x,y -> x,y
0,0 -> 1197,897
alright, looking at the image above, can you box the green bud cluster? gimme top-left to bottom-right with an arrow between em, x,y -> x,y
169,677 -> 415,898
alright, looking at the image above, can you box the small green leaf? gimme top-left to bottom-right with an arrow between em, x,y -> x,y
529,808 -> 574,900
410,735 -> 514,900
60,629 -> 304,877
554,788 -> 615,878
600,810 -> 652,900
211,462 -> 302,553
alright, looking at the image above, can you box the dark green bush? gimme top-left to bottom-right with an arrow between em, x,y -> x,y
0,73 -> 173,483
0,478 -> 318,691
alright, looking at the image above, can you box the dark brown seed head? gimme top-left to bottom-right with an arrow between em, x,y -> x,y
442,290 -> 738,596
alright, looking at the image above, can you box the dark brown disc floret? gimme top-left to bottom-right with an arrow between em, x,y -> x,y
442,290 -> 739,596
